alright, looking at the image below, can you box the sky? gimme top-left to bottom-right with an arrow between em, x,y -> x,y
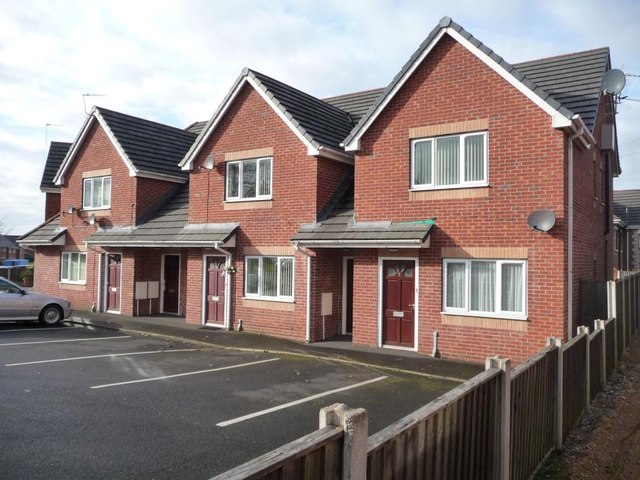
1,0 -> 639,235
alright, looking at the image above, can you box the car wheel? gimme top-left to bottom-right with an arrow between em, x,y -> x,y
39,305 -> 63,326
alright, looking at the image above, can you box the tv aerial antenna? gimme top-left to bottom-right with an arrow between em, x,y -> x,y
82,93 -> 106,114
45,123 -> 64,146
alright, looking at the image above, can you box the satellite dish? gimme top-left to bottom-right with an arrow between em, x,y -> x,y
601,69 -> 626,95
88,213 -> 96,226
527,210 -> 556,232
203,154 -> 215,170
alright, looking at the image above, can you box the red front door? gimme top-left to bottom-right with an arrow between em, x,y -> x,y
383,260 -> 415,347
163,255 -> 180,314
205,257 -> 226,325
106,254 -> 122,312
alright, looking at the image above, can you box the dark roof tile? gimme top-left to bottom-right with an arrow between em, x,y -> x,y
40,142 -> 71,191
97,107 -> 198,180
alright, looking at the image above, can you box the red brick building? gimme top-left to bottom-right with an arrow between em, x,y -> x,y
21,17 -> 621,362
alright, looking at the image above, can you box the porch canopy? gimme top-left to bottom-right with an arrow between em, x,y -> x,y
18,215 -> 67,247
85,184 -> 238,248
292,177 -> 433,248
292,195 -> 433,249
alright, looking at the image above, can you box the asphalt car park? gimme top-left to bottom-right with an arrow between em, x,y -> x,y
0,323 -> 462,479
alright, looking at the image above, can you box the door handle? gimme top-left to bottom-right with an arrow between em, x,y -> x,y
409,304 -> 415,309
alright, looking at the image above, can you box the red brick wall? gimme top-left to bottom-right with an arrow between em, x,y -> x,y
33,246 -> 102,311
571,96 -> 614,330
33,120 -> 179,314
135,178 -> 181,224
44,192 -> 61,220
310,250 -> 343,340
353,35 -> 570,362
183,84 -> 350,339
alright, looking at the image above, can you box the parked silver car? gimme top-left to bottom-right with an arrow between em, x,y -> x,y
0,276 -> 72,325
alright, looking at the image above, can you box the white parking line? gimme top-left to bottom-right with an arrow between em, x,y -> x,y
216,375 -> 388,427
90,357 -> 280,389
0,327 -> 69,333
0,336 -> 130,346
5,348 -> 200,366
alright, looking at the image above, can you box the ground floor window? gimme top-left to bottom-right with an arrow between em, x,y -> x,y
245,256 -> 294,301
61,252 -> 87,284
443,258 -> 526,319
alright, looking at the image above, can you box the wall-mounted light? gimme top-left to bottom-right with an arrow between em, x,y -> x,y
66,204 -> 76,214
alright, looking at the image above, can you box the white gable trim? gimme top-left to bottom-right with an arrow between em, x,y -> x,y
447,28 -> 572,129
53,109 -> 135,185
245,75 -> 319,156
344,27 -> 573,151
94,112 -> 138,176
180,73 -> 325,171
53,114 -> 96,186
179,78 -> 248,171
344,29 -> 447,152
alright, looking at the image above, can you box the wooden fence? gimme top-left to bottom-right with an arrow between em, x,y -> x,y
211,273 -> 640,480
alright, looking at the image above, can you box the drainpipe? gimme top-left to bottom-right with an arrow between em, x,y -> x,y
567,128 -> 583,339
214,242 -> 232,330
292,242 -> 313,343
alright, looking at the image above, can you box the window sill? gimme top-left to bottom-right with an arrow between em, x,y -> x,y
409,186 -> 489,201
441,313 -> 528,331
82,207 -> 111,213
242,297 -> 295,311
59,282 -> 87,291
224,200 -> 273,211
441,310 -> 527,321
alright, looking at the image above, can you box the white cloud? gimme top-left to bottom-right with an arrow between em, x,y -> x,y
1,0 -> 639,234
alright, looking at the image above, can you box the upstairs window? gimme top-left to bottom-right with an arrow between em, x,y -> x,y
83,176 -> 111,209
226,157 -> 272,201
412,132 -> 487,189
245,256 -> 294,301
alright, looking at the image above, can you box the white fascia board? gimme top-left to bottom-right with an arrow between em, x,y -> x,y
133,171 -> 188,184
53,114 -> 96,185
447,29 -> 572,129
294,239 -> 429,248
315,146 -> 355,165
94,113 -> 137,177
246,75 -> 318,153
345,28 -> 574,152
179,80 -> 248,171
344,30 -> 447,152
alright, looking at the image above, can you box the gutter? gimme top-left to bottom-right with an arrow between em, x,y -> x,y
292,242 -> 314,343
567,127 -> 584,338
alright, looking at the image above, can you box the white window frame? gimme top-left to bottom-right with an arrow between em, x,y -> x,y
411,131 -> 488,190
442,258 -> 527,320
226,157 -> 272,201
61,252 -> 87,285
244,255 -> 294,302
83,176 -> 111,210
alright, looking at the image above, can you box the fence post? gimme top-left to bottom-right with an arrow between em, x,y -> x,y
319,403 -> 368,480
607,280 -> 617,320
594,319 -> 607,385
486,356 -> 511,480
577,325 -> 590,409
546,337 -> 563,449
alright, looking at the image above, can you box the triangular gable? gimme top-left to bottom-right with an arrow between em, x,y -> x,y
54,108 -> 136,186
54,107 -> 191,186
180,68 -> 354,170
343,16 -> 595,151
